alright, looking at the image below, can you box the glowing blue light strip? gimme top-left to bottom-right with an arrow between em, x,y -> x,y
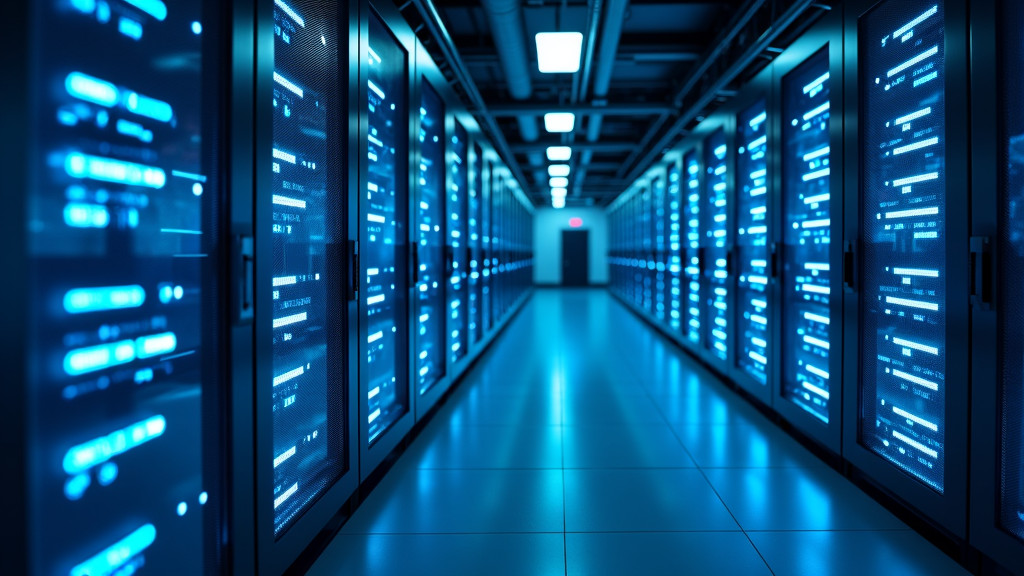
125,91 -> 173,122
273,366 -> 304,386
894,107 -> 932,126
64,340 -> 136,376
802,381 -> 829,399
273,148 -> 296,164
893,5 -> 938,39
893,405 -> 938,431
367,408 -> 381,423
123,0 -> 167,20
804,193 -> 830,204
892,337 -> 938,355
274,446 -> 297,468
748,135 -> 767,150
885,296 -> 938,311
748,111 -> 767,127
802,168 -> 830,182
65,72 -> 118,106
803,335 -> 829,350
887,46 -> 939,78
806,364 -> 829,380
274,0 -> 305,26
273,312 -> 307,328
367,294 -> 385,305
892,369 -> 939,390
65,153 -> 166,189
803,146 -> 830,161
273,72 -> 304,98
803,102 -> 830,121
804,311 -> 830,325
273,276 -> 297,287
893,137 -> 939,156
748,351 -> 768,365
136,332 -> 177,359
892,430 -> 938,458
802,283 -> 829,295
368,331 -> 384,343
64,285 -> 145,314
893,267 -> 939,277
367,213 -> 386,223
801,219 -> 829,229
368,80 -> 385,100
274,482 -> 298,508
70,524 -> 157,576
63,416 -> 166,474
803,72 -> 830,95
885,206 -> 939,219
272,195 -> 306,209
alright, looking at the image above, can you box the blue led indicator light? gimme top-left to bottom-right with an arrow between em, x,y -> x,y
63,340 -> 137,376
65,72 -> 119,107
70,523 -> 157,576
64,474 -> 91,501
62,415 -> 167,475
191,21 -> 202,34
65,152 -> 167,188
176,502 -> 187,516
64,203 -> 110,229
125,91 -> 174,123
98,462 -> 119,486
63,285 -> 146,314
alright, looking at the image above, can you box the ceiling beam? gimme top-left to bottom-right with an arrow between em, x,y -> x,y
489,101 -> 674,117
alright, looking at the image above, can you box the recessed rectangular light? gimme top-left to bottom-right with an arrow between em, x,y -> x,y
548,164 -> 570,177
552,197 -> 566,208
550,187 -> 567,198
549,177 -> 569,188
536,32 -> 584,73
546,146 -> 572,161
544,112 -> 576,133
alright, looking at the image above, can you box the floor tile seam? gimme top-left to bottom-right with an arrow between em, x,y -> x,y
742,528 -> 915,533
636,371 -> 778,576
560,350 -> 569,576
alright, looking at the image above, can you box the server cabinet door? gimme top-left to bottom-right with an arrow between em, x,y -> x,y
774,23 -> 844,451
483,162 -> 493,333
413,79 -> 446,398
24,0 -> 223,573
970,0 -> 1024,568
360,5 -> 413,476
258,1 -> 359,570
469,143 -> 483,345
667,162 -> 684,333
843,0 -> 970,536
735,99 -> 771,389
449,121 -> 470,366
653,173 -> 668,323
703,129 -> 731,364
683,150 -> 703,347
641,184 -> 654,315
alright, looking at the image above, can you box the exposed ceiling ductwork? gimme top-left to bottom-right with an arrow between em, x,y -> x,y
480,0 -> 540,144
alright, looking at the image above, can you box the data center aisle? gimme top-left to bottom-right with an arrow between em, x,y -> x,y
306,289 -> 967,576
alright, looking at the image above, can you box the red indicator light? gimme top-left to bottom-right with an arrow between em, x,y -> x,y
569,217 -> 583,228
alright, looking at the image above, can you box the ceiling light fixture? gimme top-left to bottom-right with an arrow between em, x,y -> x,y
550,187 -> 567,198
535,32 -> 584,73
543,112 -> 576,133
552,197 -> 566,209
548,164 -> 570,177
549,176 -> 569,188
546,146 -> 572,161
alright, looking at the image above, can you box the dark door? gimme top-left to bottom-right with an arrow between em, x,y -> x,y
562,230 -> 590,286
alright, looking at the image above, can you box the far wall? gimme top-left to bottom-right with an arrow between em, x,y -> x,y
533,207 -> 609,285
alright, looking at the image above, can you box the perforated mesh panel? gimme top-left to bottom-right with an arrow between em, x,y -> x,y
859,0 -> 946,493
271,0 -> 346,537
999,0 -> 1024,542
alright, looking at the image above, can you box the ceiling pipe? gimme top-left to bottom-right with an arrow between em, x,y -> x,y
576,0 -> 629,196
480,0 -> 540,143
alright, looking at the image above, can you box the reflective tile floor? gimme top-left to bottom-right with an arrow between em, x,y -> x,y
307,289 -> 968,576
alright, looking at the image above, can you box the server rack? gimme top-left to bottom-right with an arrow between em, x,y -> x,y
469,141 -> 483,345
255,0 -> 361,572
447,113 -> 475,376
667,155 -> 684,333
481,156 -> 493,334
729,66 -> 773,405
682,148 -> 704,347
358,0 -> 415,480
970,0 -> 1024,569
653,168 -> 669,323
842,0 -> 970,537
700,120 -> 735,370
771,11 -> 844,454
16,0 -> 228,572
411,41 -> 454,420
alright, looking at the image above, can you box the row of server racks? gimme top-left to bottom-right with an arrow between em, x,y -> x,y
3,0 -> 535,574
608,0 -> 1024,572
